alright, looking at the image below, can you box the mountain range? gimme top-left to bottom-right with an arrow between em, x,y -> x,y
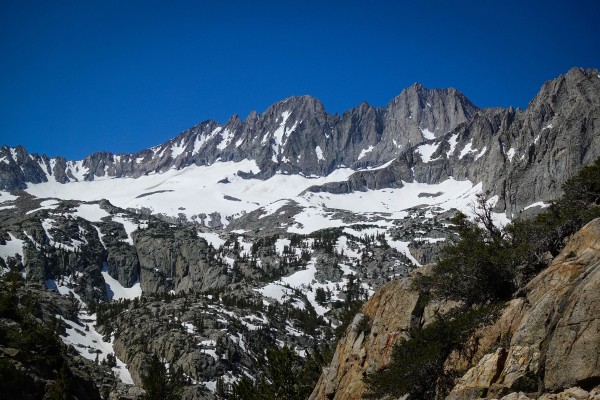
1,67 -> 599,399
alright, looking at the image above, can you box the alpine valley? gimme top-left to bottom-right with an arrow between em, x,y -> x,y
1,67 -> 600,399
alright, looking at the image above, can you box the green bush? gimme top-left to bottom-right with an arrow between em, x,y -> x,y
422,211 -> 516,304
420,157 -> 600,305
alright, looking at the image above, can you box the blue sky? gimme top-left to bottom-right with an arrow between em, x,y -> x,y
1,0 -> 599,159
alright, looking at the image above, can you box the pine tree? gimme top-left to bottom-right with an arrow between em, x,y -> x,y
141,354 -> 181,400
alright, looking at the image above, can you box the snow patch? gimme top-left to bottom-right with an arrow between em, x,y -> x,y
26,199 -> 60,215
74,203 -> 110,222
0,191 -> 18,202
9,148 -> 19,162
289,204 -> 344,234
259,200 -> 290,219
275,238 -> 291,255
0,233 -> 25,262
386,236 -> 421,266
358,146 -> 374,160
475,147 -> 487,160
197,231 -> 225,248
66,160 -> 89,181
102,265 -> 141,300
170,140 -> 187,158
358,159 -> 395,172
194,127 -> 221,154
447,133 -> 459,157
58,314 -> 134,383
257,260 -> 349,316
315,145 -> 324,161
506,148 -> 516,162
272,111 -> 291,146
269,111 -> 297,158
421,128 -> 436,140
459,140 -> 473,159
416,142 -> 440,163
111,215 -> 138,245
524,201 -> 550,211
217,129 -> 234,150
48,276 -> 134,384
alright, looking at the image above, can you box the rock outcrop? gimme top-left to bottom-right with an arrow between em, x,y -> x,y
311,218 -> 600,400
309,268 -> 461,400
133,223 -> 229,294
446,218 -> 600,399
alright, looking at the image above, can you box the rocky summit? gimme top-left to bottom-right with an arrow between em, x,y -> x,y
1,67 -> 600,399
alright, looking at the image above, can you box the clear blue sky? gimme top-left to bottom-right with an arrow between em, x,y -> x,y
1,0 -> 599,160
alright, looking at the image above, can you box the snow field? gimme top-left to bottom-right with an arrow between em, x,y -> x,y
25,160 -> 355,226
300,177 -> 479,215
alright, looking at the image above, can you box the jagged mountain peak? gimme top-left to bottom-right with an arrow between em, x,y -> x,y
389,83 -> 477,115
244,110 -> 260,123
262,94 -> 327,121
379,82 -> 479,155
389,82 -> 474,105
355,100 -> 375,110
529,66 -> 600,109
278,94 -> 323,106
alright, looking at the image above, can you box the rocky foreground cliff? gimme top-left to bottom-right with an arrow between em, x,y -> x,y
311,218 -> 600,400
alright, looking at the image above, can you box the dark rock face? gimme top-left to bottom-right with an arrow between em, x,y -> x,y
0,145 -> 50,189
133,223 -> 229,294
97,219 -> 141,288
0,85 -> 477,190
